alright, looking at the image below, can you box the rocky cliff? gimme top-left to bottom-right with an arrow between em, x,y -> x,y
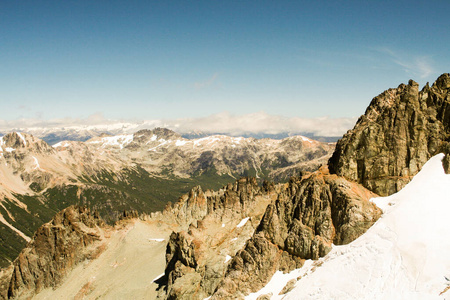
156,74 -> 450,298
1,206 -> 105,300
329,73 -> 450,196
158,178 -> 277,299
158,170 -> 381,299
211,169 -> 380,299
0,130 -> 332,268
3,74 -> 449,299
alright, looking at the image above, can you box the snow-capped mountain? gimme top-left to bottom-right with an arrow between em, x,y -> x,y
0,117 -> 345,145
0,129 -> 333,268
249,153 -> 450,299
1,74 -> 450,299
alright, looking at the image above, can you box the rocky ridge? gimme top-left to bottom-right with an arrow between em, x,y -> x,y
157,74 -> 450,298
329,73 -> 450,196
159,168 -> 381,299
1,206 -> 105,300
0,130 -> 333,267
1,74 -> 448,299
158,178 -> 277,299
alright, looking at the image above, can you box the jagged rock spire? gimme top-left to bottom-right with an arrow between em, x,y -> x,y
329,73 -> 450,196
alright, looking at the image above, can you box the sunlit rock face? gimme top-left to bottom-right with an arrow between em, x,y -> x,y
329,73 -> 450,196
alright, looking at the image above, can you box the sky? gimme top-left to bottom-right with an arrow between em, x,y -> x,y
1,0 -> 449,134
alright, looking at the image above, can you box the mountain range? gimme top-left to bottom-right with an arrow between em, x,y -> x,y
0,129 -> 333,268
0,73 -> 450,299
0,122 -> 343,146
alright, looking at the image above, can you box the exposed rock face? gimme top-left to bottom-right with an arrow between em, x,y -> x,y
159,171 -> 381,299
163,177 -> 263,227
329,74 -> 450,196
3,206 -> 104,300
212,170 -> 381,298
159,178 -> 277,299
0,129 -> 333,268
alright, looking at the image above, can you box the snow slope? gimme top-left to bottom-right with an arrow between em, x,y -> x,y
252,154 -> 450,300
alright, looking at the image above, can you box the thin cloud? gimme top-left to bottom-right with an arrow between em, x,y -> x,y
376,47 -> 435,79
194,73 -> 219,90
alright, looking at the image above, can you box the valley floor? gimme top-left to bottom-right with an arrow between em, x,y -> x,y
35,219 -> 170,300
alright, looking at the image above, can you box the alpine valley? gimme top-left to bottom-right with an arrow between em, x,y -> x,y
0,128 -> 333,268
1,74 -> 450,300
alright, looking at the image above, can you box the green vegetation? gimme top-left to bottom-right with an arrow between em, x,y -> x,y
0,164 -> 236,268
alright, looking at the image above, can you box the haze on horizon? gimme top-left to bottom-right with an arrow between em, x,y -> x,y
1,0 -> 449,135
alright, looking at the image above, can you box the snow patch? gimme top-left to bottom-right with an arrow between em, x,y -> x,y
148,140 -> 168,152
236,217 -> 250,228
16,132 -> 27,146
246,264 -> 312,300
52,141 -> 71,148
276,153 -> 450,299
175,140 -> 187,146
152,273 -> 165,282
88,134 -> 133,149
32,156 -> 42,170
5,147 -> 15,153
300,136 -> 313,143
148,238 -> 165,242
224,255 -> 232,263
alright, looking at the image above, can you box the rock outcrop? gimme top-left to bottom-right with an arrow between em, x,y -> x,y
0,130 -> 333,267
212,169 -> 380,298
158,169 -> 381,299
2,206 -> 105,300
163,177 -> 263,227
329,73 -> 450,195
158,178 -> 276,299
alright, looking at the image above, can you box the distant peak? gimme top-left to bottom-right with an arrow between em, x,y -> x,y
1,131 -> 53,153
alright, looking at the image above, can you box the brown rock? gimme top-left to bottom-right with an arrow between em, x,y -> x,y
6,206 -> 104,299
329,73 -> 450,196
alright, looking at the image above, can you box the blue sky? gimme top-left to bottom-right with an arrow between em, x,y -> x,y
1,0 -> 449,124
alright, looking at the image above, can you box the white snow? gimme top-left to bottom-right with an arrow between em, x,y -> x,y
175,140 -> 187,146
5,147 -> 15,153
152,273 -> 165,282
300,136 -> 313,143
16,132 -> 27,146
148,140 -> 168,152
236,217 -> 250,228
52,141 -> 71,148
224,255 -> 232,263
32,156 -> 41,170
148,238 -> 165,242
88,134 -> 133,149
222,223 -> 225,228
232,137 -> 243,144
246,262 -> 313,300
194,136 -> 221,146
261,153 -> 450,300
